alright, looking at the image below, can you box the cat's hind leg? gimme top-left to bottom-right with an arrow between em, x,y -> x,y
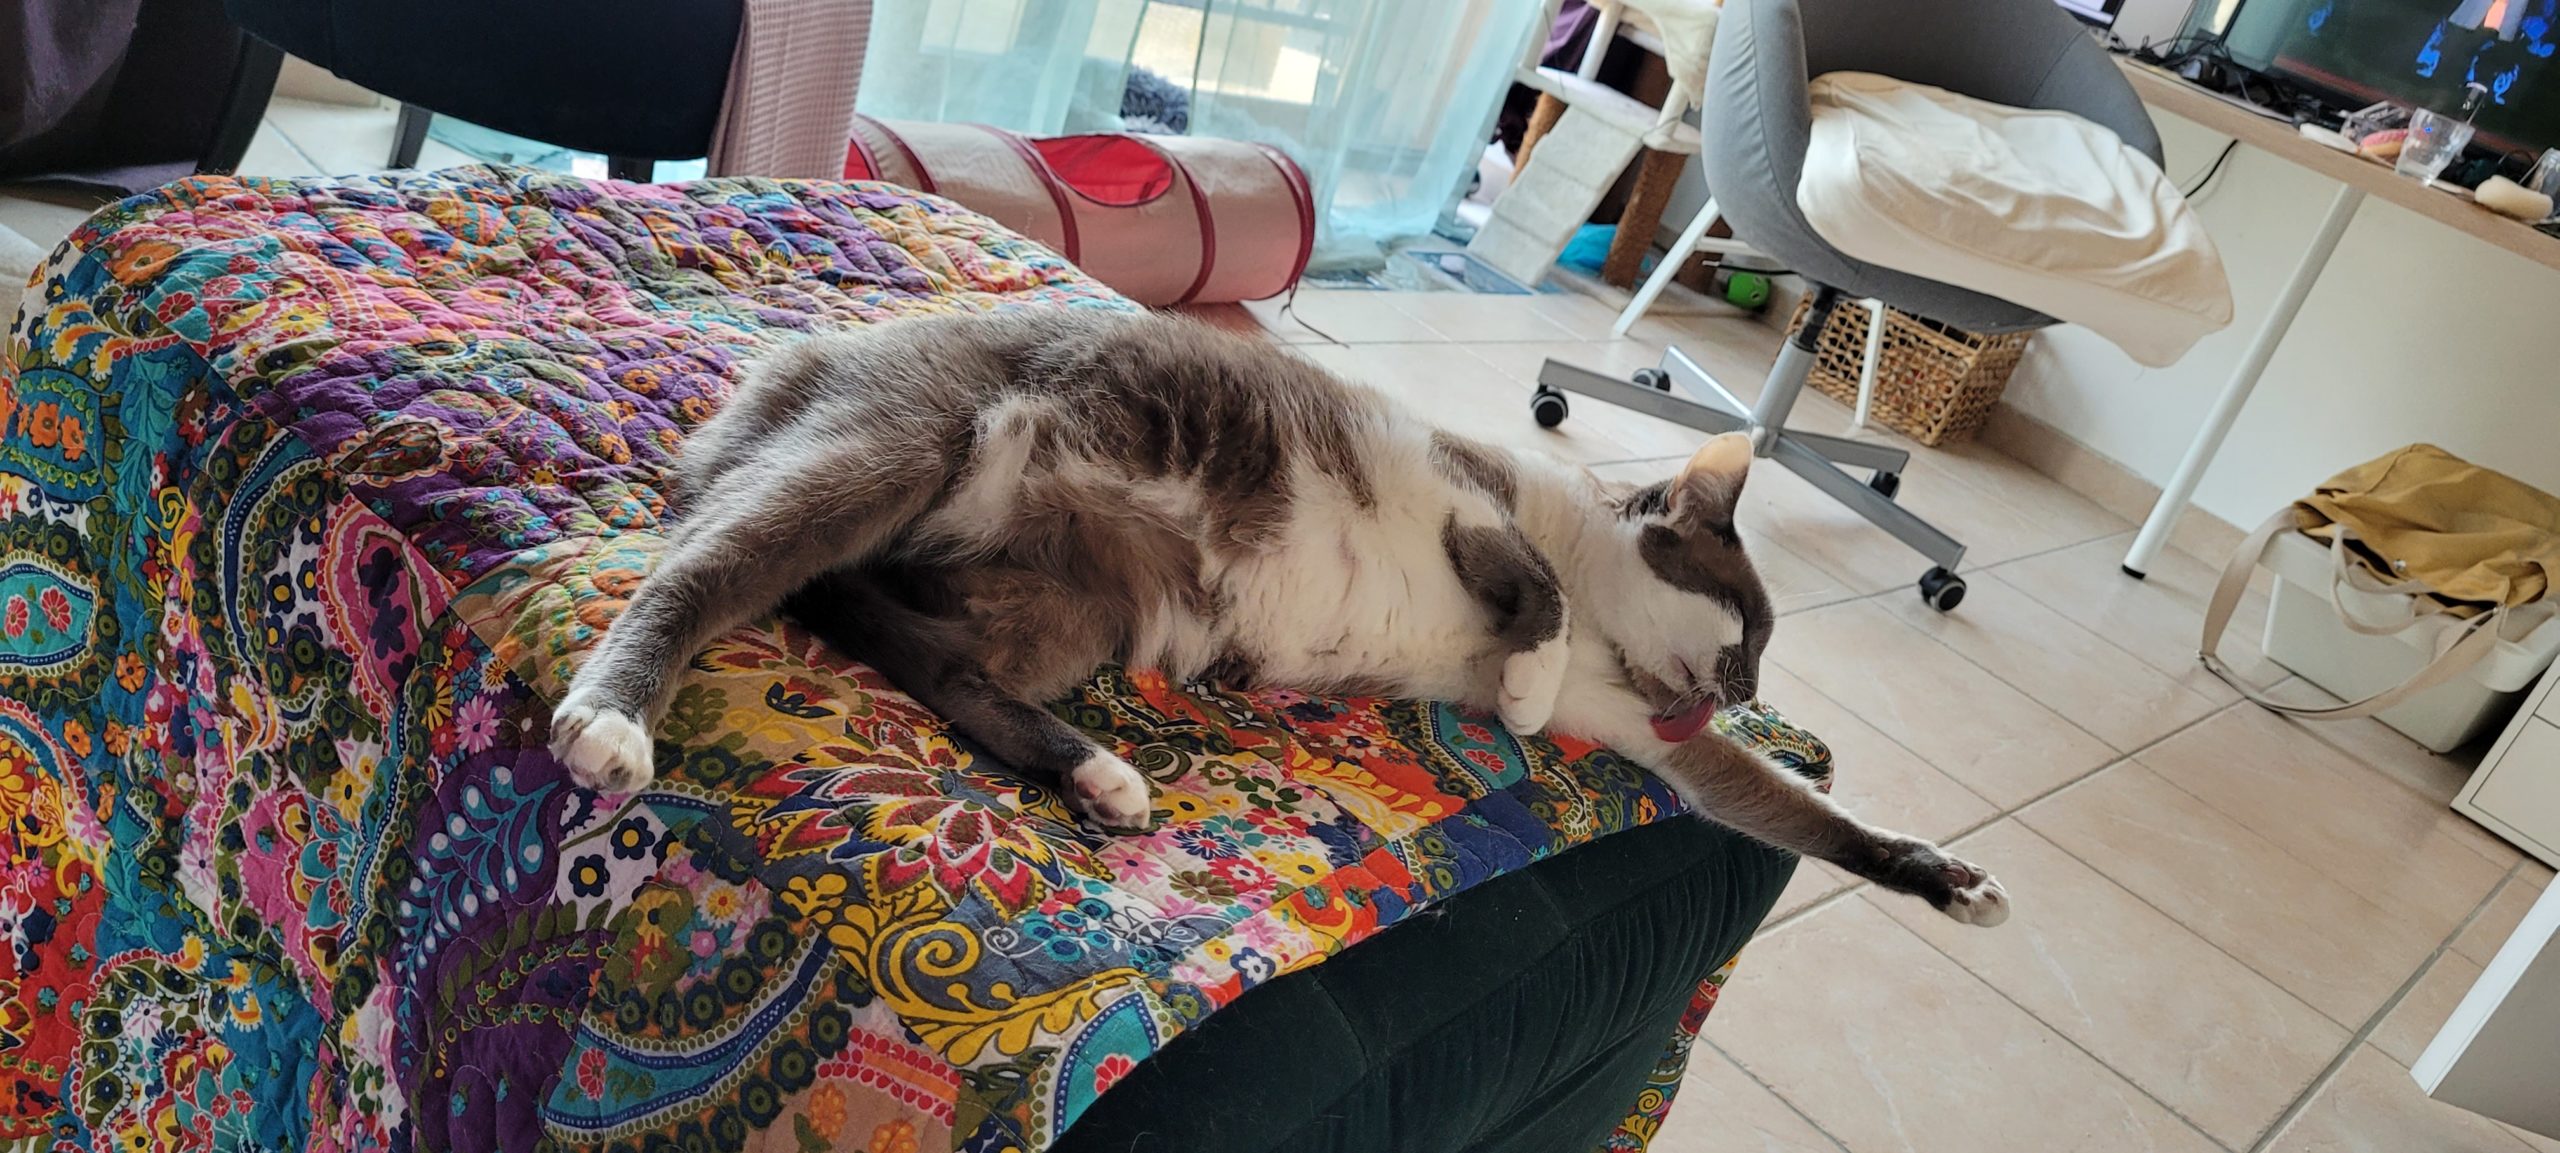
1442,520 -> 1570,734
785,569 -> 1156,832
552,448 -> 950,791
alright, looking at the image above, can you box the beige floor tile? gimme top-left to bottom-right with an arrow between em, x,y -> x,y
1296,343 -> 1640,464
1653,1047 -> 1847,1153
1636,312 -> 1791,383
1756,666 -> 1999,843
2455,865 -> 2556,965
1709,899 -> 2222,1153
1517,288 -> 1644,342
1235,295 -> 1336,343
0,186 -> 106,251
2139,708 -> 2509,942
1465,338 -> 1670,386
415,137 -> 479,171
2370,948 -> 2486,1067
1739,527 -> 1863,617
2262,683 -> 2517,870
2267,1044 -> 2541,1153
264,97 -> 403,174
2303,712 -> 2482,807
1766,860 -> 1854,924
2019,762 -> 2449,1026
1906,439 -> 2133,548
1881,459 -> 2110,570
238,121 -> 320,179
1874,821 -> 2349,1147
1741,464 -> 1940,596
1469,320 -> 1864,438
1245,288 -> 1449,343
1462,340 -> 1730,461
1995,533 -> 2288,705
1613,299 -> 1765,346
1378,291 -> 1582,343
2259,677 -> 2488,810
1586,461 -> 1858,615
1766,600 -> 2118,807
1880,570 -> 2223,753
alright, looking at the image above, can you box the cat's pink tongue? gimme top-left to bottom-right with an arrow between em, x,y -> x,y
1650,700 -> 1717,744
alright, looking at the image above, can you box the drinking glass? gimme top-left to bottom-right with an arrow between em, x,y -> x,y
2395,107 -> 2474,185
2528,148 -> 2560,201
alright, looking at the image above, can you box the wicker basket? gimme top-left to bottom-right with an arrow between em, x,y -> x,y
1782,298 -> 2030,446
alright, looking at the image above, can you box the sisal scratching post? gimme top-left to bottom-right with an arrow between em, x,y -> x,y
1602,147 -> 1686,287
1514,93 -> 1568,173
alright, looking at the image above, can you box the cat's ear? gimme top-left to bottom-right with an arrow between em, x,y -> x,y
1668,432 -> 1751,527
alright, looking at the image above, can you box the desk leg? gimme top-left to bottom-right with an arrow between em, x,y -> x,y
2122,182 -> 2364,578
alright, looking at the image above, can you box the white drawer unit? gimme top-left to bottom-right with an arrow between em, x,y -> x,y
2417,878 -> 2560,1140
2458,659 -> 2560,870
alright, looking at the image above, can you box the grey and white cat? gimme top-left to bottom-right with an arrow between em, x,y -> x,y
551,310 -> 2008,925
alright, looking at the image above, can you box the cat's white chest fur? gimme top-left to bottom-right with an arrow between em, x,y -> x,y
1212,429 -> 1508,701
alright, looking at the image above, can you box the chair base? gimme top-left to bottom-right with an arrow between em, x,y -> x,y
1533,287 -> 1970,610
200,36 -> 285,176
390,104 -> 434,169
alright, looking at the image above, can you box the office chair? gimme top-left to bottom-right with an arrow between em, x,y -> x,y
1530,0 -> 2165,612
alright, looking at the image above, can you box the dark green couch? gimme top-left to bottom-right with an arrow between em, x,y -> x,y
1055,817 -> 1797,1152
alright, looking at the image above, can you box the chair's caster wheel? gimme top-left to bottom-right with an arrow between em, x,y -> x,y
1531,386 -> 1570,428
1868,470 -> 1901,499
1918,566 -> 1966,612
1633,368 -> 1672,391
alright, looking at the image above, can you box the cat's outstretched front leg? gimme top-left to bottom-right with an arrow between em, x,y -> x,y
1552,684 -> 2009,926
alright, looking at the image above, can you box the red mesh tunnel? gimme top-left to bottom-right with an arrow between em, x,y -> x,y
846,115 -> 1312,306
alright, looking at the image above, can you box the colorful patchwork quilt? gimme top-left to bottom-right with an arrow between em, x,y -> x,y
0,167 -> 1824,1152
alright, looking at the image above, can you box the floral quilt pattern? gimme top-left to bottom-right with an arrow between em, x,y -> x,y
0,167 -> 1823,1153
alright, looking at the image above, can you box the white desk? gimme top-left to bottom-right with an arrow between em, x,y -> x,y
2417,875 -> 2560,1140
2114,62 -> 2560,577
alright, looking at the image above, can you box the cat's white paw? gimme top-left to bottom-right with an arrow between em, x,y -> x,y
1942,871 -> 2010,928
1068,752 -> 1154,833
550,696 -> 656,793
1499,634 -> 1571,734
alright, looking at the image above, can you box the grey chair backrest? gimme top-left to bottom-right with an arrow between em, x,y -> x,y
1702,0 -> 2165,331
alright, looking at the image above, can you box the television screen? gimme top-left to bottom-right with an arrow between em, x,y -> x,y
2197,0 -> 2559,152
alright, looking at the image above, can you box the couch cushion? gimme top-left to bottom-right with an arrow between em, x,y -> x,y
1053,817 -> 1795,1153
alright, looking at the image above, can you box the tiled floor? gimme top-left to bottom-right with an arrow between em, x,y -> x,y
10,100 -> 2554,1153
1208,288 -> 2556,1153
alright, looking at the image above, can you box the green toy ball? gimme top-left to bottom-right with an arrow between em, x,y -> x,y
1723,270 -> 1772,310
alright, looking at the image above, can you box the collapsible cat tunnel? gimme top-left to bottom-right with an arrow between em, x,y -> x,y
845,116 -> 1314,307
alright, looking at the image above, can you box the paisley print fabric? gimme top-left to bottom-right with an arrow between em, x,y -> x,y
0,166 -> 1828,1152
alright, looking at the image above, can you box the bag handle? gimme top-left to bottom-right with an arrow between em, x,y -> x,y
2316,526 -> 2451,636
2200,508 -> 2509,720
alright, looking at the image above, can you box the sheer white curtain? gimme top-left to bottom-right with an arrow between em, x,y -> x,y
858,0 -> 1541,270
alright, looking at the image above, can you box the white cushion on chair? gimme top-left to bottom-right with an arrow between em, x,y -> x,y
1795,71 -> 2231,367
